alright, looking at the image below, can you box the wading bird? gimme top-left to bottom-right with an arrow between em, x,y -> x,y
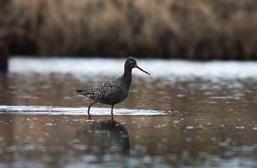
77,57 -> 150,119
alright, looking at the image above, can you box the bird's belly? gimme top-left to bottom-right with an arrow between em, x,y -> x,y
98,88 -> 128,105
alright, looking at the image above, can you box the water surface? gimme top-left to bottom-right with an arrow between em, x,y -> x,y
0,57 -> 257,167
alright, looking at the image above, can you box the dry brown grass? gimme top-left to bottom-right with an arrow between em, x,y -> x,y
1,0 -> 257,59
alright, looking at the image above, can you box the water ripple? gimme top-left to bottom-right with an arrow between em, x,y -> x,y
0,105 -> 166,116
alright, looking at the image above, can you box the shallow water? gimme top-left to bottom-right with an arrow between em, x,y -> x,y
0,57 -> 257,167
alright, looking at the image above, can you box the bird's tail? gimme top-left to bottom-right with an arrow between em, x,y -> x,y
76,90 -> 90,98
76,90 -> 86,96
76,90 -> 84,94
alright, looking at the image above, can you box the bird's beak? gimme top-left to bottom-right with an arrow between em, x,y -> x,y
135,65 -> 151,75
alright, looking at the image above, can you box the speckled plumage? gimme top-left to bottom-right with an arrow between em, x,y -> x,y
77,57 -> 150,119
77,77 -> 130,105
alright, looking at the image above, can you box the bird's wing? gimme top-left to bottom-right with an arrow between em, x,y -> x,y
77,79 -> 120,100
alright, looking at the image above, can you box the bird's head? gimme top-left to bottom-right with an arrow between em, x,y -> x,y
125,57 -> 150,75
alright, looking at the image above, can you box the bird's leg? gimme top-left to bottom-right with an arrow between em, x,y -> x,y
87,101 -> 97,119
111,104 -> 114,120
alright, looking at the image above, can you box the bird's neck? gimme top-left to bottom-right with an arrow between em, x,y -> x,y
122,67 -> 132,87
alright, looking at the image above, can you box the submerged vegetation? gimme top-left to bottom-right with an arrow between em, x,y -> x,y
1,0 -> 257,59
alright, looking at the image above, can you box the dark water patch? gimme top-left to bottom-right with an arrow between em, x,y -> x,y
0,115 -> 256,167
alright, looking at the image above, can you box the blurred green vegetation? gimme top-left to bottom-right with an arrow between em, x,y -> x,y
1,0 -> 257,59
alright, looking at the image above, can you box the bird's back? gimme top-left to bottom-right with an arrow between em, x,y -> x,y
77,77 -> 130,105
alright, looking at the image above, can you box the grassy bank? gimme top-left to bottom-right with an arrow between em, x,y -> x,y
1,0 -> 257,59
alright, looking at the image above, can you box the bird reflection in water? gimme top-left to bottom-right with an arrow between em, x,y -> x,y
77,120 -> 130,167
